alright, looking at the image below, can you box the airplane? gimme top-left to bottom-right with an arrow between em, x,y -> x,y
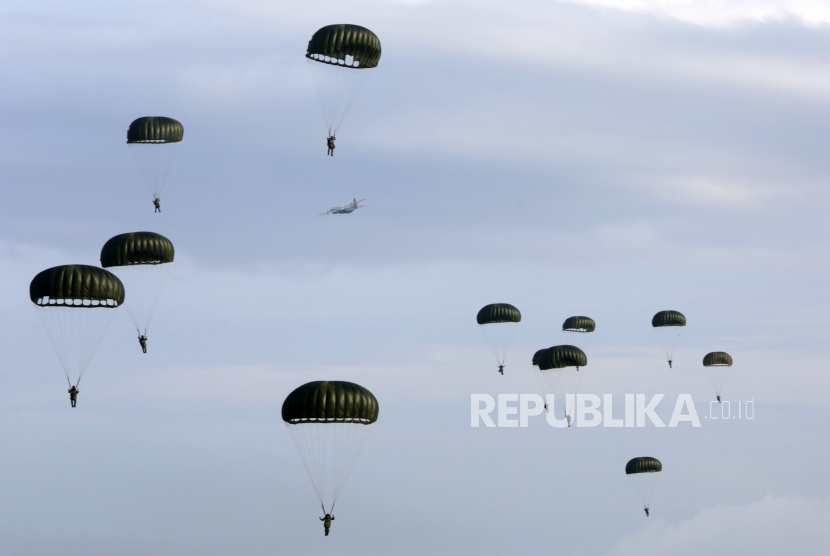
320,198 -> 365,215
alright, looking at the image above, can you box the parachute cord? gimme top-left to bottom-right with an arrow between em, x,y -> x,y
65,375 -> 72,388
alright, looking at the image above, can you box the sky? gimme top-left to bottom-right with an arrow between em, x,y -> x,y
0,0 -> 829,554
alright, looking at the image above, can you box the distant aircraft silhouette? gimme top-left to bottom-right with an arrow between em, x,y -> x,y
320,198 -> 365,215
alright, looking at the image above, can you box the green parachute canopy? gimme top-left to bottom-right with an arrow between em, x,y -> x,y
101,232 -> 175,267
477,303 -> 521,325
703,352 -> 733,367
306,24 -> 381,68
282,381 -> 379,424
534,345 -> 587,371
626,457 -> 662,474
127,117 -> 184,143
652,310 -> 686,328
30,265 -> 125,306
562,316 -> 595,333
532,348 -> 547,367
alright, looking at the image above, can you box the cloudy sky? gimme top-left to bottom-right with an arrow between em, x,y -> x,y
0,1 -> 829,554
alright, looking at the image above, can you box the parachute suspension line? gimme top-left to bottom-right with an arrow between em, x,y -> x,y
653,328 -> 672,363
550,369 -> 582,421
286,423 -> 326,508
480,323 -> 518,367
110,263 -> 171,337
536,369 -> 570,420
286,421 -> 373,515
309,59 -> 331,136
534,369 -> 549,408
77,307 -> 119,383
35,305 -> 118,387
331,423 -> 373,512
502,325 -> 517,366
669,329 -> 682,361
538,371 -> 564,420
36,306 -> 70,383
129,143 -> 180,199
705,364 -> 731,398
629,472 -> 661,509
308,60 -> 373,136
562,331 -> 594,352
334,67 -> 372,135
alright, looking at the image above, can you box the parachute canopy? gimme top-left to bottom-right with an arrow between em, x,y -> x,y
477,304 -> 521,372
30,265 -> 124,391
652,310 -> 686,327
703,352 -> 733,367
533,345 -> 587,371
626,456 -> 662,514
626,457 -> 662,475
127,117 -> 184,143
30,265 -> 125,306
306,25 -> 381,138
477,303 -> 521,325
703,351 -> 733,400
562,316 -> 595,333
127,117 -> 183,201
532,348 -> 547,367
282,381 -> 379,424
101,232 -> 174,267
101,232 -> 174,341
306,24 -> 381,68
532,345 -> 588,424
283,381 -> 378,515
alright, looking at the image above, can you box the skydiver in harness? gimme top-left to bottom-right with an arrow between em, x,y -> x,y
717,395 -> 721,403
68,385 -> 79,408
667,358 -> 673,369
138,334 -> 148,354
327,135 -> 336,156
319,514 -> 334,536
497,364 -> 504,375
153,197 -> 161,212
644,507 -> 649,517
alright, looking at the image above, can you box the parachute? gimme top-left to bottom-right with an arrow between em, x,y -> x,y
101,232 -> 174,352
477,303 -> 521,374
703,351 -> 733,402
306,24 -> 381,139
626,457 -> 662,516
532,345 -> 587,425
562,315 -> 595,350
30,265 -> 124,404
127,117 -> 183,204
652,310 -> 685,368
282,381 -> 378,515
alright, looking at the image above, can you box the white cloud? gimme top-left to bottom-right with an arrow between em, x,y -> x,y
604,494 -> 830,555
636,176 -> 778,208
563,0 -> 830,27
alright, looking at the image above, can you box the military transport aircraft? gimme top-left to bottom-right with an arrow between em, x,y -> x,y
320,198 -> 365,215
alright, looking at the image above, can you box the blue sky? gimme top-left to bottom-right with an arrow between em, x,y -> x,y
0,1 -> 828,554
